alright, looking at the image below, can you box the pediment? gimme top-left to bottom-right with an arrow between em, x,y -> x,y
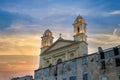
42,40 -> 75,54
49,41 -> 73,51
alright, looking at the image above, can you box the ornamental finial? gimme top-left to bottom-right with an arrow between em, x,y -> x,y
59,33 -> 62,38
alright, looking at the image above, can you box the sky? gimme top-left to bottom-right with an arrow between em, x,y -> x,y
0,0 -> 120,80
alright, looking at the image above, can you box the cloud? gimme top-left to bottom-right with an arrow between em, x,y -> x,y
0,34 -> 40,55
0,23 -> 74,56
113,28 -> 120,36
88,28 -> 120,53
2,1 -> 108,21
0,61 -> 8,64
4,23 -> 44,35
0,55 -> 39,80
108,10 -> 120,15
1,25 -> 119,56
0,9 -> 36,31
0,55 -> 39,71
104,10 -> 120,16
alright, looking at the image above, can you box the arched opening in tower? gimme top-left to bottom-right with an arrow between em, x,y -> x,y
44,40 -> 46,46
77,27 -> 80,33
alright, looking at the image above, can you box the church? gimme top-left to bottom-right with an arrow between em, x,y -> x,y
34,16 -> 120,80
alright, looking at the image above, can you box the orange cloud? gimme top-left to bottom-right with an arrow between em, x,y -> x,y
0,55 -> 39,80
0,34 -> 40,55
88,33 -> 120,53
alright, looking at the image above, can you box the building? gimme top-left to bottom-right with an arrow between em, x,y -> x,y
11,75 -> 33,80
39,15 -> 88,68
11,77 -> 19,80
34,16 -> 120,80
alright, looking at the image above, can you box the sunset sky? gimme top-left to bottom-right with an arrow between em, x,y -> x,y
0,0 -> 120,80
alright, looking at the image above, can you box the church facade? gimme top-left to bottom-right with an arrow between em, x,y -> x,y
34,16 -> 120,80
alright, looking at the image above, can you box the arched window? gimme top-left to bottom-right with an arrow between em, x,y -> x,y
83,72 -> 88,80
77,27 -> 80,33
48,64 -> 52,67
57,58 -> 62,64
101,76 -> 108,80
44,40 -> 46,46
70,53 -> 74,59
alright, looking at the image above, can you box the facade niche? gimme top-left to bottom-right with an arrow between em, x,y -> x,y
83,73 -> 88,80
113,47 -> 119,56
63,78 -> 66,80
70,76 -> 76,80
100,52 -> 105,59
115,58 -> 120,67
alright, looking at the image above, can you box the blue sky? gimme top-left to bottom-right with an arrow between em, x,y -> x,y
0,0 -> 120,54
0,0 -> 120,34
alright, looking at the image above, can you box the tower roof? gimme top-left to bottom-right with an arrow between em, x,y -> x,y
43,29 -> 52,36
73,15 -> 86,24
76,15 -> 83,19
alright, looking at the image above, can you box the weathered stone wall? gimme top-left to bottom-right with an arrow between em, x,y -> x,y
35,54 -> 99,80
35,46 -> 120,80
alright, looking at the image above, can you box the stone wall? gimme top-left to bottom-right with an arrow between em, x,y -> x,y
35,54 -> 99,80
35,45 -> 120,80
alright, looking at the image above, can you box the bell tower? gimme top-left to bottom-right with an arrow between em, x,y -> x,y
73,15 -> 87,42
40,29 -> 54,68
73,15 -> 88,56
41,29 -> 54,52
41,29 -> 54,47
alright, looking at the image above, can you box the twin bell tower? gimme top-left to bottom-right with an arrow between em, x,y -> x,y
41,15 -> 87,48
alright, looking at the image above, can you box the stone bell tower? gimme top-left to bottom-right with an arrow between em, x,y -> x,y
73,15 -> 87,42
40,29 -> 54,68
73,15 -> 88,56
41,29 -> 54,53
